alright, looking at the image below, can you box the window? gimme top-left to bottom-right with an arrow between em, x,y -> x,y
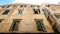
9,19 -> 20,31
0,20 -> 1,23
47,5 -> 50,7
35,19 -> 46,32
2,10 -> 10,15
33,9 -> 40,14
18,11 -> 22,14
55,14 -> 60,19
20,5 -> 23,7
33,9 -> 38,14
31,5 -> 35,7
20,5 -> 26,8
0,19 -> 3,23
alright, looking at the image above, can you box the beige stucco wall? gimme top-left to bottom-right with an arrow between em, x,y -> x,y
0,4 -> 54,33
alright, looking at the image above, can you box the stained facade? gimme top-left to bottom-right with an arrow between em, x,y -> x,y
0,3 -> 60,33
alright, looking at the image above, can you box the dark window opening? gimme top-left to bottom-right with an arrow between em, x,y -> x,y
31,5 -> 35,7
0,21 -> 1,23
36,20 -> 46,32
9,19 -> 20,31
0,19 -> 4,23
18,11 -> 22,14
37,6 -> 40,7
47,5 -> 50,7
33,9 -> 40,14
2,10 -> 10,15
54,28 -> 60,34
20,5 -> 23,7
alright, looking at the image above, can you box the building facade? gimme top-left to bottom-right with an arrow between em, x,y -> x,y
41,4 -> 60,33
0,3 -> 60,33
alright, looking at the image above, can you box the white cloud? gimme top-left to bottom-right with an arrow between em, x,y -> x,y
13,0 -> 60,5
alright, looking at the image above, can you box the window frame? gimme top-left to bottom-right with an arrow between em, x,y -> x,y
9,19 -> 21,31
35,19 -> 46,32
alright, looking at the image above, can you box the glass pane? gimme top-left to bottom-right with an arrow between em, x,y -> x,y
18,11 -> 22,14
2,10 -> 10,15
9,20 -> 20,31
36,20 -> 46,32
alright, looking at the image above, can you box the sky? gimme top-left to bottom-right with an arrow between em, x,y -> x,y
0,0 -> 14,5
0,0 -> 60,5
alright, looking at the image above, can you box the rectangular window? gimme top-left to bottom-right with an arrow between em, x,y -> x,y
9,19 -> 20,31
33,9 -> 40,14
18,11 -> 22,14
2,10 -> 10,15
35,19 -> 46,32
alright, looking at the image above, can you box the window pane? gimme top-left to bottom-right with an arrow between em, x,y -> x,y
36,20 -> 46,32
33,9 -> 40,14
2,10 -> 10,15
36,21 -> 41,31
18,11 -> 22,14
9,20 -> 20,31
